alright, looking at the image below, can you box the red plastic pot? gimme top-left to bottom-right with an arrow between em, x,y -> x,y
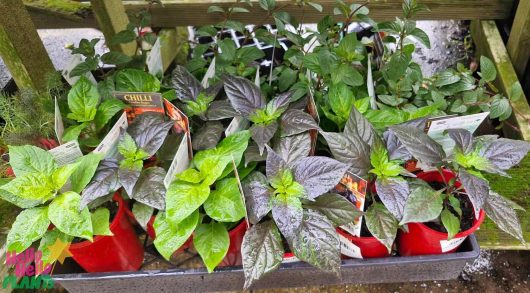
69,193 -> 145,272
397,170 -> 486,256
218,221 -> 248,267
337,228 -> 390,259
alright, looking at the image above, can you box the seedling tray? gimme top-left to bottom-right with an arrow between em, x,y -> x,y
53,234 -> 479,292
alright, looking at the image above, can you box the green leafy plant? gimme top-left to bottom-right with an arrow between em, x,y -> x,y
155,130 -> 251,272
241,134 -> 359,288
0,145 -> 106,265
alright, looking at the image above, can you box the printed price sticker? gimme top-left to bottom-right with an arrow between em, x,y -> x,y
440,236 -> 467,253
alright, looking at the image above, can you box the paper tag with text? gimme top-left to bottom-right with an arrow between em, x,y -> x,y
54,97 -> 64,144
62,54 -> 97,85
440,236 -> 467,253
164,133 -> 191,189
48,141 -> 83,166
93,112 -> 128,157
338,234 -> 363,259
147,38 -> 163,76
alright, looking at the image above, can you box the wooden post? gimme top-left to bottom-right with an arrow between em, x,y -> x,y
90,0 -> 136,56
158,27 -> 189,72
507,0 -> 530,79
0,0 -> 55,92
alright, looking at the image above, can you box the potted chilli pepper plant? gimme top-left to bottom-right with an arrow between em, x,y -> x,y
389,126 -> 530,255
320,106 -> 415,256
157,131 -> 250,270
241,133 -> 359,289
0,145 -> 143,272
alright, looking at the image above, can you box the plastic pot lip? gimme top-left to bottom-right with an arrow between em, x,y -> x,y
410,169 -> 486,238
70,192 -> 124,249
336,227 -> 381,243
228,220 -> 247,236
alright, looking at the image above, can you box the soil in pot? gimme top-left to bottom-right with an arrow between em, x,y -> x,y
68,193 -> 145,273
397,170 -> 486,256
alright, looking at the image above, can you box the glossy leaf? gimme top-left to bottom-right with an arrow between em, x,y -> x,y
7,207 -> 50,253
171,65 -> 202,102
483,191 -> 524,243
127,112 -> 175,156
115,69 -> 161,92
242,221 -> 284,289
480,56 -> 496,82
321,131 -> 371,177
459,169 -> 488,219
303,193 -> 363,226
292,156 -> 350,200
204,177 -> 246,222
291,209 -> 341,273
132,202 -> 154,229
273,133 -> 311,166
67,76 -> 99,122
250,121 -> 278,154
193,121 -> 224,151
400,185 -> 443,225
49,191 -> 93,241
272,194 -> 303,240
118,164 -> 142,196
94,98 -> 125,130
166,180 -> 210,226
265,145 -> 287,181
440,209 -> 460,240
224,75 -> 265,118
280,109 -> 319,137
132,167 -> 167,210
389,125 -> 446,166
375,177 -> 409,221
364,202 -> 398,252
91,207 -> 113,236
153,211 -> 199,260
8,145 -> 57,177
71,153 -> 104,194
38,229 -> 73,267
344,105 -> 377,147
81,159 -> 120,209
447,128 -> 473,154
194,222 -> 230,273
242,172 -> 273,224
206,100 -> 238,120
480,138 -> 530,172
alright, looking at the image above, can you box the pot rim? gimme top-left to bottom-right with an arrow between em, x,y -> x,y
70,191 -> 124,249
336,227 -> 383,243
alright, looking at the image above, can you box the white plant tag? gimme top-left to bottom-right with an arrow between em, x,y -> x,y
225,117 -> 249,137
164,133 -> 191,189
338,234 -> 363,259
440,236 -> 467,253
201,58 -> 216,88
54,97 -> 64,144
147,38 -> 163,76
62,54 -> 97,85
94,112 -> 128,157
48,140 -> 83,166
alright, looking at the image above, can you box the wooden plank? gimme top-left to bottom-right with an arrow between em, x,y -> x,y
507,0 -> 530,79
471,20 -> 530,249
0,0 -> 56,92
27,0 -> 515,29
471,20 -> 530,141
90,0 -> 136,56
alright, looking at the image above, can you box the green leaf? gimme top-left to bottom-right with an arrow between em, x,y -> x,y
308,2 -> 323,12
175,168 -> 204,183
91,207 -> 113,236
242,221 -> 284,289
0,179 -> 40,208
67,76 -> 99,122
434,70 -> 460,87
278,68 -> 297,92
110,29 -> 136,45
292,210 -> 340,273
0,173 -> 55,202
237,47 -> 265,64
480,56 -> 497,82
490,97 -> 511,120
70,58 -> 98,77
440,209 -> 460,240
509,82 -> 523,102
259,0 -> 276,11
8,145 -> 57,177
409,28 -> 431,48
194,222 -> 230,273
383,52 -> 411,81
166,180 -> 210,226
303,193 -> 363,226
400,186 -> 443,225
218,39 -> 237,62
48,191 -> 93,241
7,207 -> 50,253
115,69 -> 161,92
327,83 -> 355,126
101,51 -> 133,65
365,202 -> 398,252
207,5 -> 225,13
71,153 -> 104,193
118,132 -> 140,159
132,202 -> 154,229
364,109 -> 409,129
153,211 -> 199,260
51,162 -> 80,189
335,33 -> 365,62
204,177 -> 246,222
94,98 -> 125,130
354,97 -> 370,113
63,123 -> 89,142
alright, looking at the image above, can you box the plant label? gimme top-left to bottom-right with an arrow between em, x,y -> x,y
94,112 -> 128,157
440,236 -> 467,253
225,117 -> 249,137
48,140 -> 83,166
426,112 -> 489,155
147,38 -> 163,76
338,234 -> 363,259
164,133 -> 191,189
114,92 -> 165,121
201,58 -> 216,88
231,158 -> 250,228
333,172 -> 367,237
62,54 -> 97,86
54,97 -> 64,144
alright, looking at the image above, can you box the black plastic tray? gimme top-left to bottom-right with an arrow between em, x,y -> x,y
53,234 -> 479,292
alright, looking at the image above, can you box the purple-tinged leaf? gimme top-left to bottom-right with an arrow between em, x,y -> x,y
459,169 -> 488,219
389,125 -> 445,167
265,146 -> 287,181
272,195 -> 303,240
242,172 -> 273,224
244,142 -> 266,166
292,156 -> 350,200
383,117 -> 428,161
119,165 -> 141,196
206,100 -> 238,120
375,177 -> 409,221
291,209 -> 340,274
171,65 -> 202,102
131,167 -> 167,210
303,193 -> 363,226
204,81 -> 223,99
80,159 -> 120,209
268,91 -> 293,115
447,128 -> 473,154
484,191 -> 525,243
273,133 -> 311,166
344,106 -> 377,146
250,121 -> 278,154
128,112 -> 174,156
192,121 -> 224,151
364,202 -> 398,252
280,109 -> 319,137
321,131 -> 371,177
224,75 -> 265,118
400,185 -> 443,225
480,138 -> 530,171
242,221 -> 284,289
